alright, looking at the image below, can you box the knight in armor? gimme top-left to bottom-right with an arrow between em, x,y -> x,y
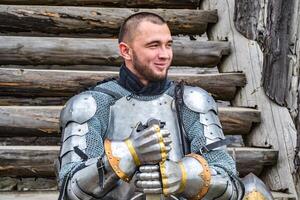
57,12 -> 271,200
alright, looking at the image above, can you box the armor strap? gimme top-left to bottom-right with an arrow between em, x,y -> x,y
74,146 -> 89,161
174,81 -> 190,155
199,136 -> 238,154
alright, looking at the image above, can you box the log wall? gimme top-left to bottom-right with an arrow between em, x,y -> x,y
201,0 -> 299,196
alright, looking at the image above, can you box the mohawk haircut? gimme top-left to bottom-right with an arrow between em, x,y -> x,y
118,12 -> 166,43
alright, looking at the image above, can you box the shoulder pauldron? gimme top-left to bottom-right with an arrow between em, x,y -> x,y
183,86 -> 225,149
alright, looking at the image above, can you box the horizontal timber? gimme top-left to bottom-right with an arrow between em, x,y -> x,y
0,191 -> 294,200
0,146 -> 277,177
0,68 -> 245,100
0,37 -> 230,67
0,6 -> 217,37
0,106 -> 260,136
0,0 -> 198,8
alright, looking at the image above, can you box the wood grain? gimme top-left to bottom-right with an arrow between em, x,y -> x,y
201,0 -> 299,194
0,6 -> 217,37
0,0 -> 199,8
0,37 -> 230,67
0,146 -> 277,177
0,68 -> 245,100
0,106 -> 260,136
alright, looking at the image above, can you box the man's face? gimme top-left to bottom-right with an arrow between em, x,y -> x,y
127,21 -> 173,83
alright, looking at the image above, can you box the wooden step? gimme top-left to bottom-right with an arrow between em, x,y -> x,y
0,68 -> 245,101
0,191 -> 295,200
0,6 -> 217,37
0,177 -> 57,191
0,0 -> 198,8
0,106 -> 260,136
0,36 -> 229,66
0,191 -> 58,200
0,135 -> 244,146
0,146 -> 277,177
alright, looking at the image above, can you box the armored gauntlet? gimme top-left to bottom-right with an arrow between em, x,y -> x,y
104,120 -> 171,182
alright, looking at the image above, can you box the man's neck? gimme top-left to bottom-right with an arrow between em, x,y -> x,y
118,64 -> 171,96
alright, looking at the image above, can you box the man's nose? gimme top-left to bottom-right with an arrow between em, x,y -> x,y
158,47 -> 170,59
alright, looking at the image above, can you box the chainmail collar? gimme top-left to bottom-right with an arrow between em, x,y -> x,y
118,63 -> 172,96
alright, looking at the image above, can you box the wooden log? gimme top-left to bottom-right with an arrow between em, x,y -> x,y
0,137 -> 61,146
234,0 -> 293,107
0,106 -> 260,136
0,37 -> 229,67
0,191 -> 59,199
0,136 -> 240,146
0,6 -> 217,37
0,97 -> 69,106
0,177 -> 57,192
0,0 -> 198,8
0,146 -> 277,177
0,68 -> 245,100
0,97 -> 230,107
201,0 -> 299,194
0,191 -> 295,200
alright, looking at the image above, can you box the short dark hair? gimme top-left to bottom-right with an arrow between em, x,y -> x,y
118,12 -> 166,43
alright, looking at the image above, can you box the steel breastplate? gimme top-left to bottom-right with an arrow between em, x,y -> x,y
107,93 -> 184,161
105,94 -> 184,200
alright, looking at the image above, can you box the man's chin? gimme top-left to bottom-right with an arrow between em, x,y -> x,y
149,73 -> 168,82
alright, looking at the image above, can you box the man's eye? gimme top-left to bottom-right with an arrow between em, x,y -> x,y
149,44 -> 158,48
167,43 -> 172,48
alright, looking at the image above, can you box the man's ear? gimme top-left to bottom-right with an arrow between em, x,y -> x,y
119,42 -> 132,61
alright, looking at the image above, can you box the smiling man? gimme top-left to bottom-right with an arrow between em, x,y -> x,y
57,12 -> 245,200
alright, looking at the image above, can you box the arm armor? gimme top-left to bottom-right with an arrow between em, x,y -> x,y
58,93 -> 120,200
182,86 -> 244,199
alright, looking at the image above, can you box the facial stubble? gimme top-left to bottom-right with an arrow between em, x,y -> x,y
132,50 -> 169,82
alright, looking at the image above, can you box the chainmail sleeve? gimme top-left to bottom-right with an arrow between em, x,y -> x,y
58,90 -> 120,200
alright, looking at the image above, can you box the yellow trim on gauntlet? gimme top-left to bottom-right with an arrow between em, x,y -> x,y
159,161 -> 169,196
153,124 -> 167,161
125,139 -> 141,166
178,161 -> 187,194
186,153 -> 211,200
104,139 -> 131,182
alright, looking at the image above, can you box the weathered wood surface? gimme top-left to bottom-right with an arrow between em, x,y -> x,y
0,177 -> 57,191
234,0 -> 293,107
0,6 -> 217,37
0,191 -> 59,200
0,68 -> 245,100
0,97 -> 69,106
0,146 -> 277,177
0,0 -> 198,8
0,36 -> 230,67
201,0 -> 298,195
0,106 -> 260,136
0,137 -> 61,146
0,191 -> 295,200
0,191 -> 58,200
0,65 -> 219,73
260,0 -> 293,106
0,135 -> 242,146
233,0 -> 261,41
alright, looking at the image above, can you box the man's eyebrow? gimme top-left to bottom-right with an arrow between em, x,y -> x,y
145,39 -> 173,45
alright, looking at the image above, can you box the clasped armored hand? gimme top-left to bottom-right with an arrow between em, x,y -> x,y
104,120 -> 171,182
